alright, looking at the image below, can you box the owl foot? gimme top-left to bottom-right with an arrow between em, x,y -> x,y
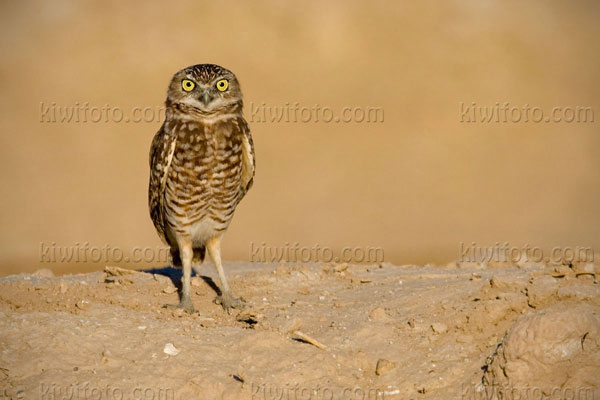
163,297 -> 196,314
214,293 -> 245,313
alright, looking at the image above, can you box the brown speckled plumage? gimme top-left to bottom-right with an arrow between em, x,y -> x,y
148,64 -> 254,313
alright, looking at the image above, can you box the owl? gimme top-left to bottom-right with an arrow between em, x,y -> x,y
148,64 -> 255,313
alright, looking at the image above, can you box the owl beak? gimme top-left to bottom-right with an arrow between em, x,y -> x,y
200,91 -> 212,106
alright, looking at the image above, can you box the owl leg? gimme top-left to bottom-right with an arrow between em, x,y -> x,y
163,239 -> 196,314
191,246 -> 206,276
207,235 -> 245,313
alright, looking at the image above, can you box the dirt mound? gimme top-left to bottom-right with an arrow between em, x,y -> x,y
483,303 -> 600,399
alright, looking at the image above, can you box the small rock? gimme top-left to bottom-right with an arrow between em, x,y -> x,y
117,277 -> 134,286
369,307 -> 389,322
333,263 -> 349,273
548,265 -> 570,278
489,276 -> 507,289
153,274 -> 170,284
75,300 -> 89,310
163,286 -> 178,294
375,359 -> 396,376
163,343 -> 180,356
431,322 -> 448,334
237,310 -> 262,327
59,280 -> 68,294
526,275 -> 559,308
321,264 -> 335,274
172,308 -> 184,317
104,277 -> 120,287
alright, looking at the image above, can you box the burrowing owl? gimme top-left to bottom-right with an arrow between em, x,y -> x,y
148,64 -> 255,313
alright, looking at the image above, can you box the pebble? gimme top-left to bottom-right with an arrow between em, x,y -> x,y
75,300 -> 90,310
173,308 -> 184,317
369,307 -> 389,322
163,343 -> 180,356
163,286 -> 178,294
334,263 -> 349,273
375,359 -> 396,376
153,274 -> 170,284
431,322 -> 448,334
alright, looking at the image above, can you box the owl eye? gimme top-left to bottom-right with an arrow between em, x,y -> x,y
181,79 -> 195,92
216,79 -> 229,92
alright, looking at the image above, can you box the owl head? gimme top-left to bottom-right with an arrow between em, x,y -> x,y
166,64 -> 243,113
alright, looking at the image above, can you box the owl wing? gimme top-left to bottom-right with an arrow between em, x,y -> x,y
239,117 -> 255,195
148,122 -> 177,245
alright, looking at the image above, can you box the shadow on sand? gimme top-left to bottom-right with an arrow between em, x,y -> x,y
141,266 -> 221,302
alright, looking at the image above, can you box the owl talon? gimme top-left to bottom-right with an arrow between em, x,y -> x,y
163,298 -> 196,314
214,293 -> 245,313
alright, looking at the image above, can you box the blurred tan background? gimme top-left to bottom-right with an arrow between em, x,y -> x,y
0,0 -> 598,275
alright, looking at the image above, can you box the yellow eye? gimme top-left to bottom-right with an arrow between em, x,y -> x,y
216,79 -> 229,92
182,79 -> 195,92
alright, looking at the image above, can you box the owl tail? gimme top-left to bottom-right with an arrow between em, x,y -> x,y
170,246 -> 206,268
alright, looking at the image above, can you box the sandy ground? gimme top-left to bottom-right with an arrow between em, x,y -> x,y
0,261 -> 599,400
